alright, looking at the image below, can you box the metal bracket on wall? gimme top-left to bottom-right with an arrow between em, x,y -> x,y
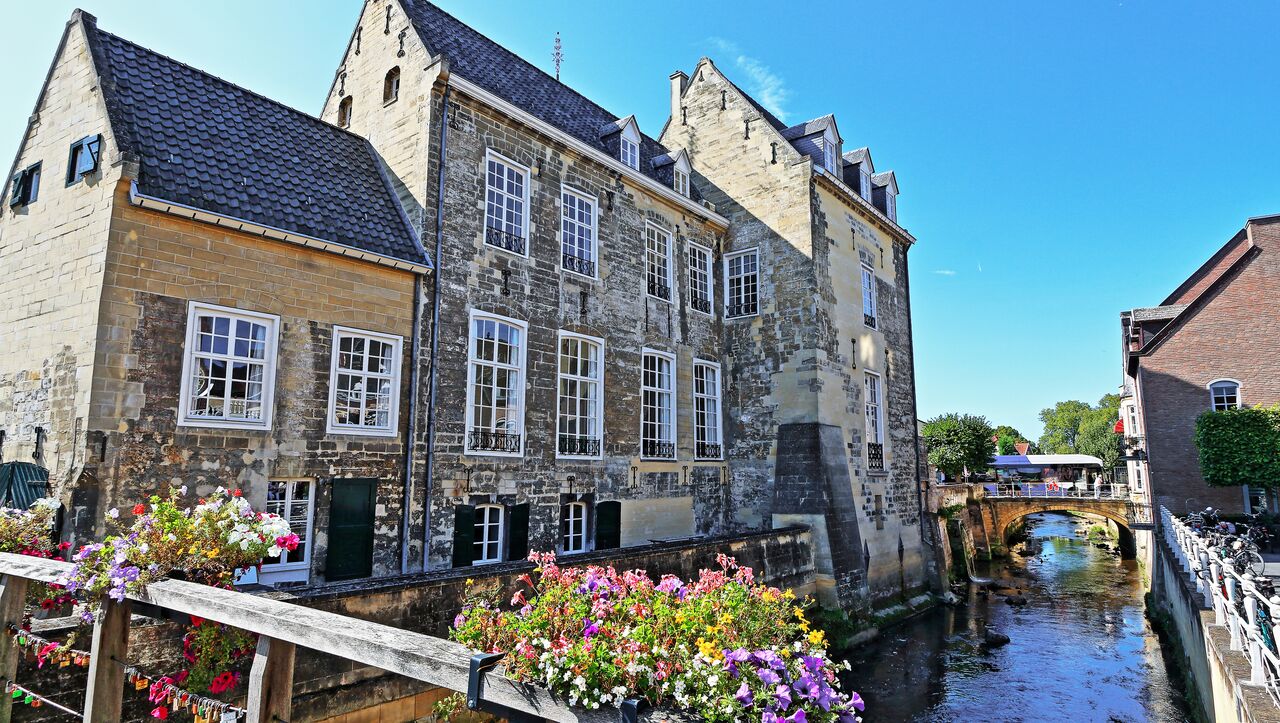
620,698 -> 650,722
467,652 -> 547,722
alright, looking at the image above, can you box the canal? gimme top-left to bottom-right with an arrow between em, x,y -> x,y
843,512 -> 1191,722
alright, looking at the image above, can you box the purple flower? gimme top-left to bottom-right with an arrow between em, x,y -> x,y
849,692 -> 865,712
582,618 -> 600,640
762,713 -> 778,723
656,575 -> 683,593
773,684 -> 792,710
724,648 -> 751,677
792,673 -> 819,700
801,655 -> 824,673
735,682 -> 754,707
757,667 -> 782,686
786,711 -> 807,723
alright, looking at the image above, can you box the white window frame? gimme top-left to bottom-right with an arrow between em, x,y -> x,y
693,360 -> 723,460
724,249 -> 760,319
483,150 -> 530,257
562,501 -> 588,554
464,311 -> 529,457
1208,379 -> 1242,411
560,186 -> 598,279
326,326 -> 403,437
259,479 -> 316,584
859,168 -> 872,201
864,371 -> 884,445
862,263 -> 878,328
645,223 -> 674,304
823,139 -> 837,173
885,191 -> 897,223
177,301 -> 280,430
641,349 -> 677,460
556,331 -> 605,460
688,242 -> 714,316
620,124 -> 641,170
474,504 -> 504,564
674,167 -> 690,197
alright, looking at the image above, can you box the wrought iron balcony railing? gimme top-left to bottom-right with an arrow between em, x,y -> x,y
696,441 -> 722,459
727,301 -> 758,318
642,439 -> 676,459
558,434 -> 601,457
690,296 -> 712,314
864,313 -> 878,329
648,279 -> 671,301
467,429 -> 522,453
485,225 -> 526,255
867,442 -> 885,471
562,252 -> 595,277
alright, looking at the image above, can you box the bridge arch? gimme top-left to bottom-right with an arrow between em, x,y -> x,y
986,499 -> 1136,559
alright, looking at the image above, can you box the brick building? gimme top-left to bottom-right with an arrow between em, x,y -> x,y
1120,214 -> 1280,516
3,0 -> 926,610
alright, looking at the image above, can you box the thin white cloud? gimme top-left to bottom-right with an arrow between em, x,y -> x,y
977,262 -> 984,273
933,269 -> 957,276
707,37 -> 792,122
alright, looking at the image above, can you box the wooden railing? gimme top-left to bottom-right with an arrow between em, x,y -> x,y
0,553 -> 689,723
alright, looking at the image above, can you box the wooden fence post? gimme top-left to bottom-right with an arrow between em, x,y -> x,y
0,574 -> 30,723
82,598 -> 130,723
246,635 -> 295,723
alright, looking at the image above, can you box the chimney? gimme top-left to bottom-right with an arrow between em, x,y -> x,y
669,70 -> 688,123
1015,442 -> 1030,455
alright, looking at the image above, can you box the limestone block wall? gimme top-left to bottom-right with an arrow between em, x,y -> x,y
0,19 -> 120,485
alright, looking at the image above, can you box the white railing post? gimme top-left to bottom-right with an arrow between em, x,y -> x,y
0,574 -> 30,723
1246,596 -> 1267,685
1228,578 -> 1243,651
83,598 -> 131,723
1198,552 -> 1211,600
1212,562 -> 1226,625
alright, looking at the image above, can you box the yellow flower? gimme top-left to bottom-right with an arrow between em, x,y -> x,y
465,578 -> 474,586
719,613 -> 733,627
205,548 -> 219,558
808,630 -> 826,646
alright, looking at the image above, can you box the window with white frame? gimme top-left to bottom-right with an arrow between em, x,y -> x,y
694,361 -> 722,459
726,250 -> 759,318
645,224 -> 672,301
688,243 -> 713,314
1210,380 -> 1240,411
822,139 -> 837,173
885,192 -> 897,223
865,372 -> 884,471
642,351 -> 676,459
179,302 -> 278,428
484,153 -> 527,254
1133,465 -> 1144,492
562,501 -> 587,553
859,168 -> 872,201
558,334 -> 603,458
561,188 -> 597,277
861,263 -> 878,329
328,327 -> 402,436
674,166 -> 690,197
474,504 -> 504,564
466,313 -> 527,454
621,136 -> 639,170
260,479 -> 314,583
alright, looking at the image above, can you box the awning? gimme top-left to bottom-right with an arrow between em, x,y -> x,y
0,462 -> 50,510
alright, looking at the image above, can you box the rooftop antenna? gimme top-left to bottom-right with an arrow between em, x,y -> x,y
552,31 -> 563,81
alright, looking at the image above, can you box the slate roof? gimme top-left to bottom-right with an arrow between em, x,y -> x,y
400,0 -> 675,185
83,20 -> 424,266
842,147 -> 872,168
780,115 -> 836,141
1131,305 -> 1187,322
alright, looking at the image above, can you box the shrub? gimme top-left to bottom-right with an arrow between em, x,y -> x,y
1194,406 -> 1280,488
446,552 -> 864,722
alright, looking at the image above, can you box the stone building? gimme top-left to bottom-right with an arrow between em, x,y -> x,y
3,1 -> 927,610
1120,214 -> 1280,516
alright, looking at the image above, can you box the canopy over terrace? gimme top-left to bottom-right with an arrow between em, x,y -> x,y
987,454 -> 1108,496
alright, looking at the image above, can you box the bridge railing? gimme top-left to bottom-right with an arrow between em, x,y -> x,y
984,482 -> 1131,500
1163,506 -> 1280,708
0,553 -> 684,723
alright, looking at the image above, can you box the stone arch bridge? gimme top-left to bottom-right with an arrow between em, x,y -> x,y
968,494 -> 1150,559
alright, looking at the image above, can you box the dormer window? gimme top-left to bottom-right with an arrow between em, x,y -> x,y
674,167 -> 689,196
672,152 -> 691,197
822,141 -> 837,174
383,67 -> 400,104
885,192 -> 896,222
621,136 -> 639,170
859,168 -> 872,200
338,96 -> 353,128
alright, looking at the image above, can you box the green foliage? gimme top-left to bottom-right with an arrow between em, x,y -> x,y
1194,406 -> 1280,488
1037,400 -> 1092,453
996,433 -> 1019,455
922,413 -> 996,481
938,503 -> 966,520
1036,394 -> 1123,477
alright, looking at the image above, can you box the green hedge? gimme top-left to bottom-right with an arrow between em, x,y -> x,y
1194,405 -> 1280,488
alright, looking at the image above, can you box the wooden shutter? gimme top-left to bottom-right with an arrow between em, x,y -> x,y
507,503 -> 530,562
596,501 -> 621,550
451,505 -> 474,568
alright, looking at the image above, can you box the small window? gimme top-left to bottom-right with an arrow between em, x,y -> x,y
1246,486 -> 1272,515
688,243 -> 713,314
328,327 -> 403,436
466,312 -> 527,455
645,224 -> 673,301
674,166 -> 690,197
621,136 -> 639,170
66,135 -> 101,185
862,263 -> 878,329
562,501 -> 588,554
558,333 -> 603,458
1209,380 -> 1240,411
383,67 -> 400,104
260,479 -> 315,584
822,141 -> 837,174
179,302 -> 279,429
694,361 -> 722,460
484,152 -> 528,255
885,192 -> 897,223
337,96 -> 353,128
725,250 -> 759,318
8,163 -> 40,208
473,504 -> 504,564
561,188 -> 597,277
859,168 -> 872,201
865,372 -> 884,445
641,350 -> 676,459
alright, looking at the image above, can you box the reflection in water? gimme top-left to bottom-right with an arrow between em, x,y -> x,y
841,513 -> 1189,722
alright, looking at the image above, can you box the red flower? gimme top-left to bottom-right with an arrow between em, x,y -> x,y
57,542 -> 71,551
189,615 -> 204,627
151,706 -> 168,720
232,489 -> 243,497
174,670 -> 189,685
132,504 -> 146,515
208,671 -> 236,694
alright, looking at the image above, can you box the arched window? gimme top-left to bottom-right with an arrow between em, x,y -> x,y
383,67 -> 400,104
1209,379 -> 1241,411
337,96 -> 353,128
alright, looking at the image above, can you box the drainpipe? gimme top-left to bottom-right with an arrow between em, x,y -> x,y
400,271 -> 423,574
420,81 -> 451,571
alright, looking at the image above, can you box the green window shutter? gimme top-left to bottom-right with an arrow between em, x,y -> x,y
8,174 -> 22,207
507,503 -> 530,562
451,505 -> 475,568
596,501 -> 621,550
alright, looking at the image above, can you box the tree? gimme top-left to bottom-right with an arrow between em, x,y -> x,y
1038,393 -> 1123,479
1077,408 -> 1122,475
1194,406 -> 1280,488
922,413 -> 996,482
1037,400 -> 1091,454
993,425 -> 1038,455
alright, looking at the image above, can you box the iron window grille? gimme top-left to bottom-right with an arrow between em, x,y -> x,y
726,250 -> 759,318
867,442 -> 885,471
562,252 -> 595,277
468,429 -> 522,453
696,442 -> 723,459
485,155 -> 528,254
643,440 -> 676,459
691,297 -> 712,314
485,225 -> 526,255
558,435 -> 602,457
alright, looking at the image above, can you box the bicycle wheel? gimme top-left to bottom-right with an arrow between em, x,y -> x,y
1236,549 -> 1266,578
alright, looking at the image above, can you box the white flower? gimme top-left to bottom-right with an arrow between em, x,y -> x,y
107,508 -> 119,519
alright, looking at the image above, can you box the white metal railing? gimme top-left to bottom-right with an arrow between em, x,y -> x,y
985,482 -> 1131,499
1163,506 -> 1280,708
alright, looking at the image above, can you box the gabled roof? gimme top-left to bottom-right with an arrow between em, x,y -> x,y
842,147 -> 873,170
82,16 -> 425,268
780,114 -> 839,142
650,148 -> 689,169
872,171 -> 898,195
399,0 -> 673,185
1131,305 -> 1186,322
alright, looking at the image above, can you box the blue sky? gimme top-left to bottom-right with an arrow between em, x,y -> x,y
4,1 -> 1278,439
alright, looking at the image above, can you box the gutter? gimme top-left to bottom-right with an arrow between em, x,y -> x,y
400,272 -> 423,573
812,166 -> 916,246
127,182 -> 432,274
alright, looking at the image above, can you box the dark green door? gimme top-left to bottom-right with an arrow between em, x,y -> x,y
325,478 -> 376,581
